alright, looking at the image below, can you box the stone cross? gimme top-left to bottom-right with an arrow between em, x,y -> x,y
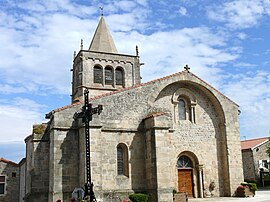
184,64 -> 190,72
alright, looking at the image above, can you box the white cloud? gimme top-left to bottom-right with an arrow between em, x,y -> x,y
222,71 -> 270,138
115,27 -> 237,89
207,0 -> 270,29
0,98 -> 46,142
179,6 -> 187,16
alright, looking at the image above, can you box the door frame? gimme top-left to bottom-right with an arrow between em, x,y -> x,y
178,168 -> 194,197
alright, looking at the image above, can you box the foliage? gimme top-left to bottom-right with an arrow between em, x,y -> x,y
129,193 -> 149,202
266,137 -> 270,158
244,179 -> 256,184
247,183 -> 258,191
33,124 -> 46,134
240,182 -> 258,191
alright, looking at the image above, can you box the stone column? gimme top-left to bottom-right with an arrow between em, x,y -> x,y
198,165 -> 204,198
191,104 -> 196,123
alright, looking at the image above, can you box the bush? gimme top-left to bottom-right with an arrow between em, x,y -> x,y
248,183 -> 258,191
244,179 -> 257,184
129,193 -> 149,202
240,182 -> 258,191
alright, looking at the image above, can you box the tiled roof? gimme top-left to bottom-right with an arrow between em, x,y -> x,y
50,70 -> 238,114
241,137 -> 269,150
143,112 -> 170,120
0,157 -> 19,167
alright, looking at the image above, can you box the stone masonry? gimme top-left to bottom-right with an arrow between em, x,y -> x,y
22,16 -> 244,202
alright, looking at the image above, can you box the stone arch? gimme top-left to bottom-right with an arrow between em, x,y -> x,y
172,87 -> 197,123
116,143 -> 129,177
177,151 -> 202,198
105,65 -> 114,86
93,64 -> 103,84
172,88 -> 197,105
115,66 -> 125,87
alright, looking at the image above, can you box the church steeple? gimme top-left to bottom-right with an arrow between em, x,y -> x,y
71,16 -> 141,103
89,16 -> 118,53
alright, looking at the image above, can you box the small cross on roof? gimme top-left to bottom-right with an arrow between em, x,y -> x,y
184,64 -> 190,72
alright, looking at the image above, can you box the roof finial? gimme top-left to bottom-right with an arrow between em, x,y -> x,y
136,45 -> 139,56
80,39 -> 83,50
184,64 -> 190,72
99,6 -> 104,16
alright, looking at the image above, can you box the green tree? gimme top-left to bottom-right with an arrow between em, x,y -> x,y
267,137 -> 270,158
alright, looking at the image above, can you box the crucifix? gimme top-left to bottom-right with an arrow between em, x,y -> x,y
73,89 -> 103,202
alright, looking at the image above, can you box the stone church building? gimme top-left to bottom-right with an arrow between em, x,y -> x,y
22,16 -> 244,202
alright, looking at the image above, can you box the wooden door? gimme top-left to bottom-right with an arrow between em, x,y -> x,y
178,169 -> 193,197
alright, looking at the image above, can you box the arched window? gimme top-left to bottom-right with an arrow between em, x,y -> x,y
177,155 -> 193,168
117,144 -> 129,176
115,67 -> 124,86
94,66 -> 103,84
105,66 -> 113,85
178,99 -> 187,120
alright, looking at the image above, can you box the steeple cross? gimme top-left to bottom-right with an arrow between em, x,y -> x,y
184,64 -> 190,72
99,6 -> 104,16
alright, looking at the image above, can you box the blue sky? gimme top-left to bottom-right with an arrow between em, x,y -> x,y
0,0 -> 270,162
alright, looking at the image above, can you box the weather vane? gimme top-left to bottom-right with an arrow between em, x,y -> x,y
99,6 -> 104,16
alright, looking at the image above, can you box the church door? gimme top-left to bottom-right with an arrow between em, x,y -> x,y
178,169 -> 193,197
177,155 -> 194,197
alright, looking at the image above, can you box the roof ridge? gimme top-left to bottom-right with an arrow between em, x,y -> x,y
52,71 -> 187,113
189,72 -> 239,107
0,157 -> 19,166
51,69 -> 238,114
241,137 -> 269,142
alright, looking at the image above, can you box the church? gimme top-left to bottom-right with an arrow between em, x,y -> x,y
22,16 -> 244,202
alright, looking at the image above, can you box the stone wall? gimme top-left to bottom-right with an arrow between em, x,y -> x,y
24,124 -> 50,202
72,50 -> 140,102
241,150 -> 255,180
0,160 -> 20,202
252,141 -> 270,181
41,71 -> 243,201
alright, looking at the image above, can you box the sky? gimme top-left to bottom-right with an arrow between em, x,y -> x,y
0,0 -> 270,162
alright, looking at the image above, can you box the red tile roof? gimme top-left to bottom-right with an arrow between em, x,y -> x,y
0,157 -> 19,167
241,137 -> 269,150
143,112 -> 170,120
50,70 -> 238,114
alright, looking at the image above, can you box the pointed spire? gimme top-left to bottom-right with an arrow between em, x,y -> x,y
89,16 -> 118,53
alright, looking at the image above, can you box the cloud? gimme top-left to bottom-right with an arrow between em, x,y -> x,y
222,71 -> 270,138
0,98 -> 46,142
114,26 -> 238,89
207,0 -> 270,29
179,6 -> 188,16
0,142 -> 25,163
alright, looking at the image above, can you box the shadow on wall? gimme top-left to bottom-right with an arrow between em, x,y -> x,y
129,121 -> 157,201
59,120 -> 80,202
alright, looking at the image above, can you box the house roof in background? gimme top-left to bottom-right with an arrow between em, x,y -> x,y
241,137 -> 269,150
0,157 -> 19,167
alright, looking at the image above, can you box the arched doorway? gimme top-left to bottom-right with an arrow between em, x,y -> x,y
177,155 -> 194,197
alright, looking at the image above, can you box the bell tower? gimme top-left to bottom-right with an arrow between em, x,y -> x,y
71,16 -> 141,102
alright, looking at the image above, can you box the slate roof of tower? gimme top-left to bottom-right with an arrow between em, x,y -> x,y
89,16 -> 118,53
241,137 -> 269,150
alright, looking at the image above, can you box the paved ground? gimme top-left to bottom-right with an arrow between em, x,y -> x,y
189,187 -> 270,202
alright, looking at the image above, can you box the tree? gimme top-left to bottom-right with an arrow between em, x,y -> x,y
267,137 -> 270,158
